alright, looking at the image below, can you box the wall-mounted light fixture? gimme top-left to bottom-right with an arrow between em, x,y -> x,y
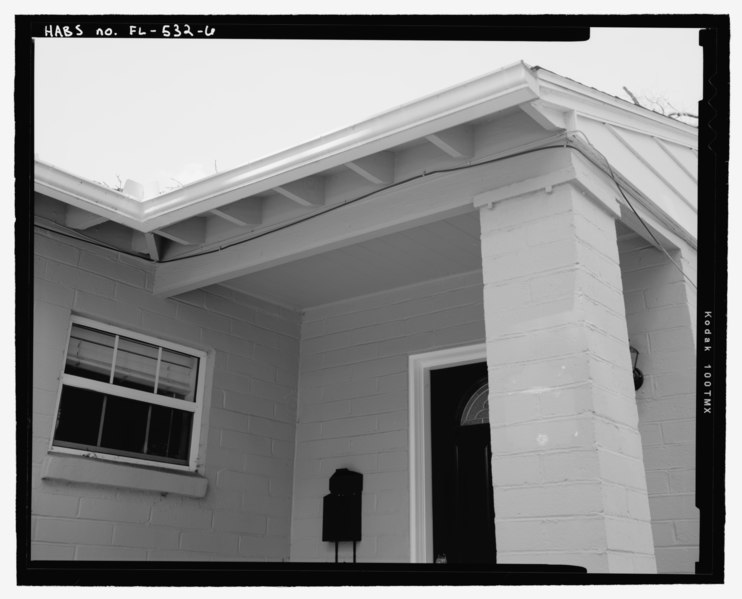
630,346 -> 644,391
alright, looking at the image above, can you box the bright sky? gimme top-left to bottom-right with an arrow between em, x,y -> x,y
34,27 -> 703,199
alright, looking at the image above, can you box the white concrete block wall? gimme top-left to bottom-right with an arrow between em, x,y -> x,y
291,271 -> 485,562
618,231 -> 699,573
478,183 -> 656,573
32,230 -> 300,561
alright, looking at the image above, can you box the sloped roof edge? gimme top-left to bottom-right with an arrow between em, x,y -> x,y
34,61 -> 697,231
34,160 -> 143,229
533,66 -> 698,140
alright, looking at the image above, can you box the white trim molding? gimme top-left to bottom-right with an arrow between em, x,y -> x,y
408,343 -> 486,563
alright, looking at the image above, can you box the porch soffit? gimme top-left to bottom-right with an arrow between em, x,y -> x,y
34,61 -> 698,299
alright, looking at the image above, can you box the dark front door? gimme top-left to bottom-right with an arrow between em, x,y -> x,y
431,361 -> 496,564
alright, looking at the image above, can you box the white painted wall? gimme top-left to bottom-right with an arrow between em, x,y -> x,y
478,183 -> 656,574
618,232 -> 699,573
32,230 -> 300,560
31,222 -> 698,567
290,271 -> 485,562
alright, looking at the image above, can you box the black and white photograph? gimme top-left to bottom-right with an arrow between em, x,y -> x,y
15,10 -> 728,587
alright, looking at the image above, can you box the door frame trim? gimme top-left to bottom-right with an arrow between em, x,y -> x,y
408,343 -> 486,563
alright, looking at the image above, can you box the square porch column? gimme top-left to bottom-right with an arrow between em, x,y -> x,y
476,171 -> 657,573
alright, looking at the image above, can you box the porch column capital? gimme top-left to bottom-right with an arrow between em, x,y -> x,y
473,148 -> 621,218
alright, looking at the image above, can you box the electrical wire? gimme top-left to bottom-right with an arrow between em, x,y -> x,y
33,221 -> 156,261
33,132 -> 698,292
156,142 -> 570,264
32,142 -> 567,263
567,130 -> 698,290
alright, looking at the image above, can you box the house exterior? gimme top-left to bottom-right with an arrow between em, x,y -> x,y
29,62 -> 699,574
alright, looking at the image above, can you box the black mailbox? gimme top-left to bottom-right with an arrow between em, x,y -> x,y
322,468 -> 362,561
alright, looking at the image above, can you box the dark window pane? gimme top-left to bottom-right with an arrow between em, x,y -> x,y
54,386 -> 105,446
146,406 -> 192,462
99,395 -> 149,454
64,325 -> 115,382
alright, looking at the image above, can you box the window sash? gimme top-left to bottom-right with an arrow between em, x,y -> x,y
70,316 -> 206,358
49,444 -> 195,472
53,439 -> 191,467
61,374 -> 197,413
53,317 -> 207,471
66,325 -> 199,400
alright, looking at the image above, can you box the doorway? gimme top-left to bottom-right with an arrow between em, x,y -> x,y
430,361 -> 496,564
408,343 -> 487,563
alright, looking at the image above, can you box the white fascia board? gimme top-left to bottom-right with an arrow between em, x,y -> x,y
533,69 -> 698,148
138,61 -> 540,231
34,161 -> 144,229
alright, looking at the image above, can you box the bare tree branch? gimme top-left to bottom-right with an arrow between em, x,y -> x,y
623,87 -> 697,122
668,111 -> 699,120
622,86 -> 643,107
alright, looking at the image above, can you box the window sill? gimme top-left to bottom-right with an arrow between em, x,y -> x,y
41,453 -> 208,498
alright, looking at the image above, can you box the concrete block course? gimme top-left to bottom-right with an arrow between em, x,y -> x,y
149,504 -> 215,529
212,511 -> 267,535
78,251 -> 148,288
619,230 -> 698,573
76,545 -> 149,560
480,185 -> 656,573
32,492 -> 81,518
656,546 -> 699,573
496,482 -> 604,517
604,517 -> 655,554
115,282 -> 178,317
179,530 -> 240,555
45,260 -> 117,297
36,517 -> 114,546
31,542 -> 77,560
291,272 -> 485,562
674,520 -> 700,544
34,276 -> 75,307
78,497 -> 152,524
32,168 -> 697,571
32,230 -> 298,562
34,233 -> 81,265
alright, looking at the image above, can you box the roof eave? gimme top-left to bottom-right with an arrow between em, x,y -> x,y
35,61 -> 542,231
138,61 -> 541,230
34,61 -> 698,234
533,67 -> 698,146
34,160 -> 143,229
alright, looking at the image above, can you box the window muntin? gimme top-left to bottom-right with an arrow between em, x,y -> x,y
53,317 -> 205,470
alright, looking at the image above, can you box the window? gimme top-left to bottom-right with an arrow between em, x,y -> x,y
51,317 -> 207,471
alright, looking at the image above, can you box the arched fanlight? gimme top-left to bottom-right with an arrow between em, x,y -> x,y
460,381 -> 489,426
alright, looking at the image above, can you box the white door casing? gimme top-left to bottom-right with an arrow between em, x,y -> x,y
408,343 -> 486,563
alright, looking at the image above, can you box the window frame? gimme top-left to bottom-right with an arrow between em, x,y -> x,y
50,315 -> 208,472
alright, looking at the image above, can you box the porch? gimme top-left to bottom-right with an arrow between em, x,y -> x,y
31,63 -> 698,572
